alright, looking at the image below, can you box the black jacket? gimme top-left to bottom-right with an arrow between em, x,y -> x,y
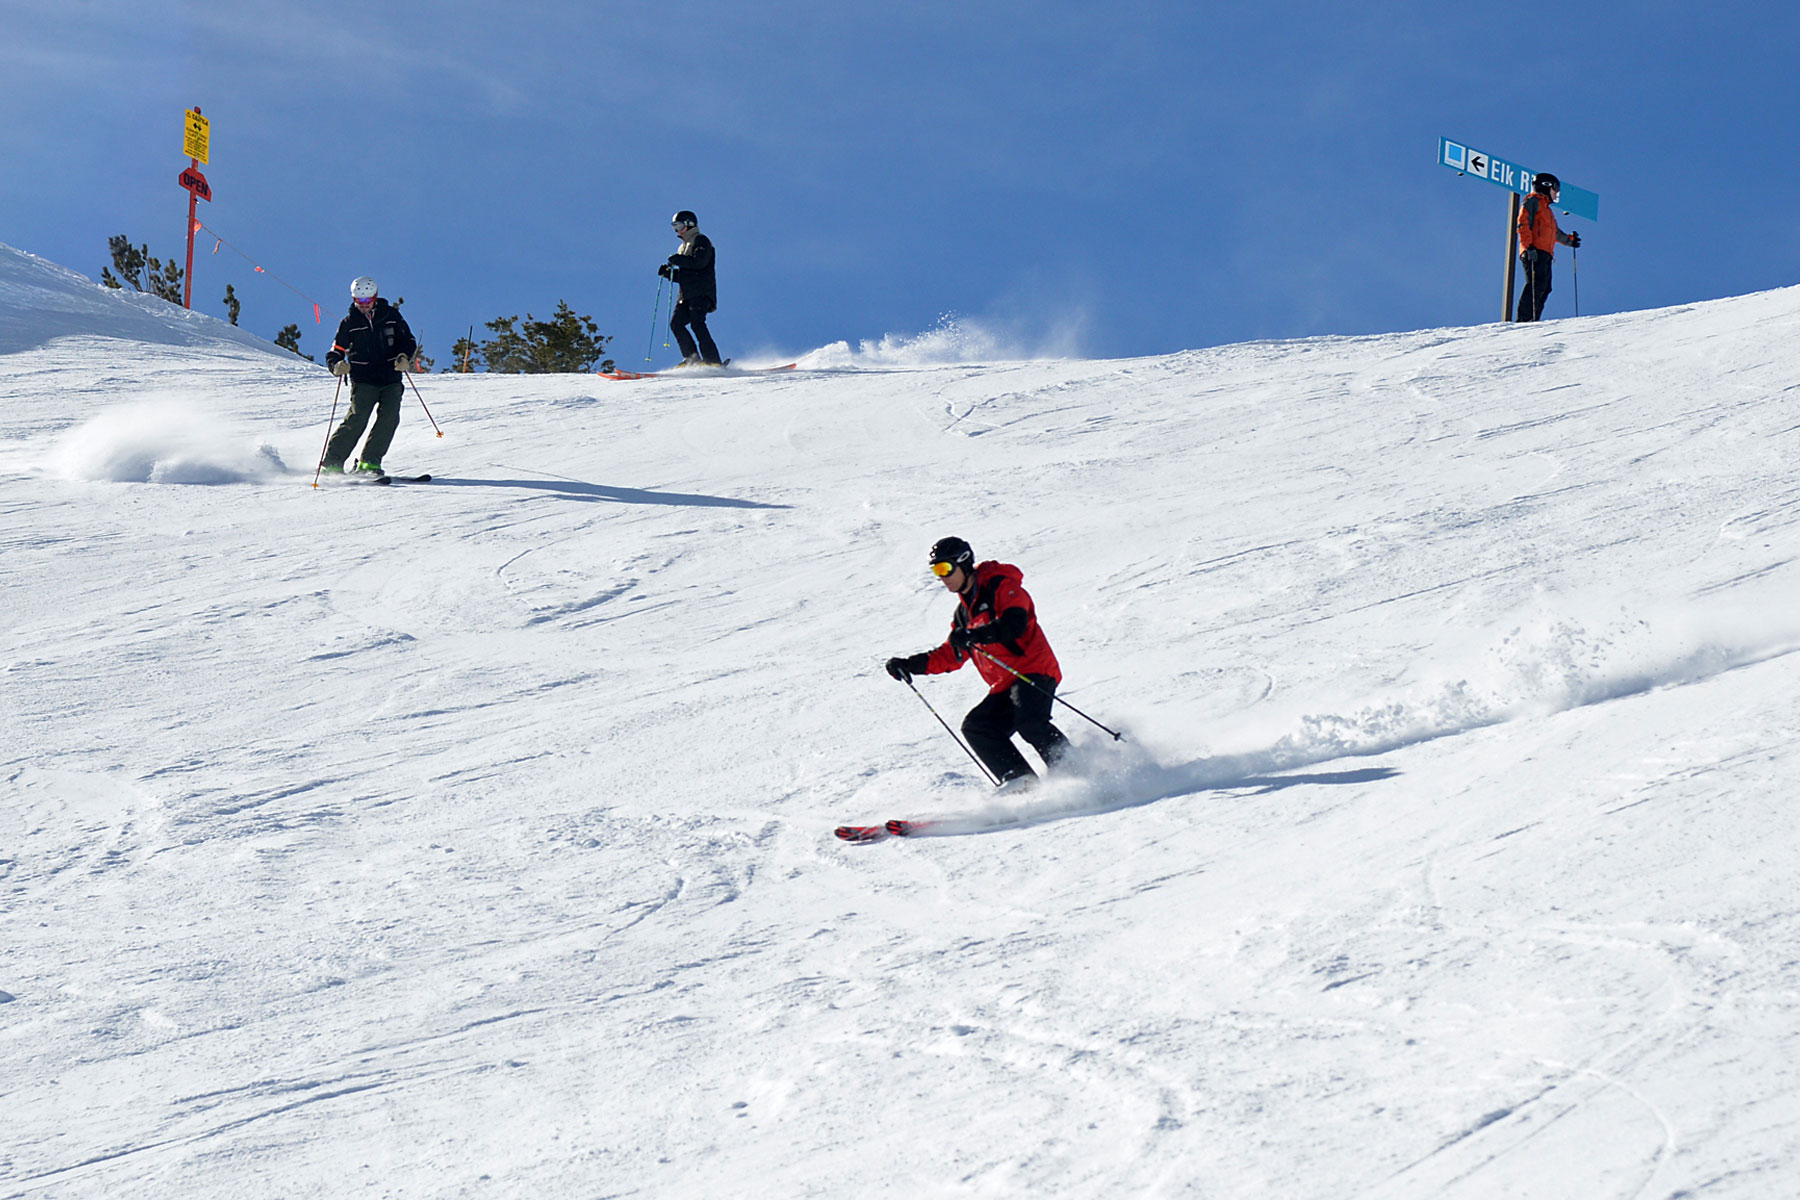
667,234 -> 717,309
326,300 -> 418,386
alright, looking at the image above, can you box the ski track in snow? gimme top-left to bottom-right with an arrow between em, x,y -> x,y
4,242 -> 1800,1197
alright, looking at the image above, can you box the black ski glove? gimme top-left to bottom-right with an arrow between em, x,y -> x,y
657,263 -> 672,279
952,611 -> 1019,654
886,654 -> 928,682
1567,231 -> 1581,248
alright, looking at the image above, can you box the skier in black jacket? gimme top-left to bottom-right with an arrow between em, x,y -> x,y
657,211 -> 722,366
321,276 -> 417,474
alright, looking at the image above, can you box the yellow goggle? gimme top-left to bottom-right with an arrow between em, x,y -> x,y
930,560 -> 957,577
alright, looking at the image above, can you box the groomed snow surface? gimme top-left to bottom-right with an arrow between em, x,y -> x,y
4,241 -> 1799,1197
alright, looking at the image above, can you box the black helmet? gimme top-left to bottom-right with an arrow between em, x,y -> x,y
1532,172 -> 1560,195
928,536 -> 974,573
672,210 -> 698,229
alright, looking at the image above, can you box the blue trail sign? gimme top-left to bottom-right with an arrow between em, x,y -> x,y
1439,137 -> 1598,222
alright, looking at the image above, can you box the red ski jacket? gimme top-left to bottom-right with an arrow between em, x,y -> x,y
1517,193 -> 1565,256
922,561 -> 1062,694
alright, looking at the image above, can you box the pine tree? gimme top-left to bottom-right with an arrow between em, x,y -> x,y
478,301 -> 613,373
448,334 -> 480,373
222,284 -> 241,326
146,258 -> 184,305
100,236 -> 145,291
275,323 -> 315,362
100,235 -> 183,304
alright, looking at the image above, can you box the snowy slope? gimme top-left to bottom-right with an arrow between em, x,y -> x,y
0,244 -> 295,360
4,239 -> 1799,1199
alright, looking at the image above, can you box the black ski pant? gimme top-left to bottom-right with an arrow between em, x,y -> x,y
962,675 -> 1071,783
670,297 -> 721,364
1515,249 -> 1554,322
324,380 -> 403,468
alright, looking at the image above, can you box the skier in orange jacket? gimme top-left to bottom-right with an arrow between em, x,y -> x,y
1516,172 -> 1581,322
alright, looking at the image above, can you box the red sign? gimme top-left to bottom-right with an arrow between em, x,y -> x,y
178,167 -> 212,202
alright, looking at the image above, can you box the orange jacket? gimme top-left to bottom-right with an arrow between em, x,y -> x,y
1518,193 -> 1565,256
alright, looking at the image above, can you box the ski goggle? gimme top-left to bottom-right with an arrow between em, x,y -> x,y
930,560 -> 958,577
672,220 -> 693,231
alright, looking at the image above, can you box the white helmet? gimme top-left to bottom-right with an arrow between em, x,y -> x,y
350,276 -> 378,301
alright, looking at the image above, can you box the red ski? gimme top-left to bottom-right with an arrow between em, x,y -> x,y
834,818 -> 938,844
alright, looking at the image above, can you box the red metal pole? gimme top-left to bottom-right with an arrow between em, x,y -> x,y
183,156 -> 197,309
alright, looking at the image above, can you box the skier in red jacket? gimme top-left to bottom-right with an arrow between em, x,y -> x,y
1515,172 -> 1581,322
885,536 -> 1071,786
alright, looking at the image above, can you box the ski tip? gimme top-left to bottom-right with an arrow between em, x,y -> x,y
884,819 -> 922,837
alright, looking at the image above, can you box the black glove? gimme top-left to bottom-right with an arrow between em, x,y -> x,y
657,263 -> 672,279
948,627 -> 978,654
1567,231 -> 1581,249
886,653 -> 929,682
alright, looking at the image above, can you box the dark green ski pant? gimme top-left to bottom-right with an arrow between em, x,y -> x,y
324,380 -> 403,468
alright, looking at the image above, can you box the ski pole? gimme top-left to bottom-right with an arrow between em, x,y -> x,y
905,678 -> 1001,786
405,370 -> 443,438
646,276 -> 665,362
1572,246 -> 1579,317
966,644 -> 1125,741
311,374 -> 343,488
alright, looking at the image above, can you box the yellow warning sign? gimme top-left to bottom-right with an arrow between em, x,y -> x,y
184,108 -> 210,164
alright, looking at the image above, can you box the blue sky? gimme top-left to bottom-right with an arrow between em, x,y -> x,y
3,1 -> 1796,366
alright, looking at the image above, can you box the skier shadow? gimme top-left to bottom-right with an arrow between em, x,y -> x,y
1077,764 -> 1402,821
929,765 -> 1401,837
426,472 -> 787,509
1205,766 -> 1400,795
